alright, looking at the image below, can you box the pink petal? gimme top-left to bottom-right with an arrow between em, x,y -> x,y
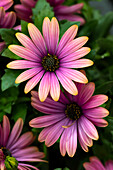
3,115 -> 10,146
79,116 -> 99,140
66,123 -> 77,157
86,117 -> 108,127
57,25 -> 78,55
3,11 -> 16,28
83,162 -> 96,170
28,23 -> 46,55
0,0 -> 13,10
60,59 -> 93,68
50,72 -> 60,101
38,126 -> 53,142
45,119 -> 67,147
15,67 -> 42,84
60,47 -> 91,62
7,118 -> 23,148
78,123 -> 93,147
42,17 -> 50,52
59,67 -> 88,83
29,114 -> 65,128
7,60 -> 40,69
58,36 -> 89,59
0,7 -> 5,25
10,132 -> 34,151
9,45 -> 40,62
78,82 -> 95,105
56,69 -> 78,95
82,95 -> 108,109
16,33 -> 42,57
50,17 -> 59,54
83,107 -> 109,118
38,72 -> 50,102
57,14 -> 85,25
78,132 -> 89,152
60,128 -> 67,156
89,157 -> 105,170
24,70 -> 44,94
105,160 -> 113,170
18,164 -> 39,170
54,3 -> 83,14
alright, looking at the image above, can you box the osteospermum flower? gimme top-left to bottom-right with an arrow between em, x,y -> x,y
83,156 -> 113,170
7,17 -> 93,102
0,0 -> 16,52
14,0 -> 85,24
29,81 -> 109,157
0,115 -> 46,170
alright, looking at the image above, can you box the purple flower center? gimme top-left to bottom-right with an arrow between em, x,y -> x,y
42,53 -> 59,72
65,103 -> 82,120
1,147 -> 12,158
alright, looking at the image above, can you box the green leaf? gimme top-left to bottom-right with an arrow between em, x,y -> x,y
59,21 -> 80,39
94,12 -> 113,39
2,48 -> 21,59
1,69 -> 21,91
95,81 -> 113,94
78,20 -> 98,37
0,28 -> 19,45
32,0 -> 54,32
21,20 -> 29,35
97,38 -> 113,55
12,103 -> 27,122
0,87 -> 19,115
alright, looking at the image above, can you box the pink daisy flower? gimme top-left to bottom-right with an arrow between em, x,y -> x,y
14,0 -> 85,24
0,115 -> 46,170
83,156 -> 113,170
0,0 -> 16,52
7,17 -> 93,102
29,81 -> 109,157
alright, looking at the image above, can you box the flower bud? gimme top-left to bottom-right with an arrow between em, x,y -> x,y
5,156 -> 18,170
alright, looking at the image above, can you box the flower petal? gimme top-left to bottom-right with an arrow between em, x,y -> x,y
3,115 -> 10,146
56,69 -> 78,95
9,45 -> 40,62
0,0 -> 13,10
79,116 -> 99,140
38,72 -> 50,102
59,67 -> 88,83
60,59 -> 93,68
7,118 -> 23,148
7,60 -> 40,69
57,25 -> 78,55
28,23 -> 46,55
58,36 -> 88,59
78,82 -> 95,105
83,107 -> 109,118
50,17 -> 59,54
3,11 -> 16,28
50,72 -> 60,101
24,70 -> 44,94
16,33 -> 42,56
60,47 -> 91,62
15,67 -> 42,84
82,95 -> 108,109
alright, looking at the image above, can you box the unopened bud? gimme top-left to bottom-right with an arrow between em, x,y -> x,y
5,156 -> 18,170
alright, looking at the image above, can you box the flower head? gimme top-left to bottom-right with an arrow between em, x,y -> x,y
14,0 -> 85,24
0,115 -> 46,170
83,156 -> 113,170
29,81 -> 108,157
7,17 -> 93,102
0,0 -> 16,52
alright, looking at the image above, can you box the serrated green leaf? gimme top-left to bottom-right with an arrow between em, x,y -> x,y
1,69 -> 21,91
32,0 -> 54,32
21,20 -> 29,35
0,28 -> 19,45
2,48 -> 21,59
